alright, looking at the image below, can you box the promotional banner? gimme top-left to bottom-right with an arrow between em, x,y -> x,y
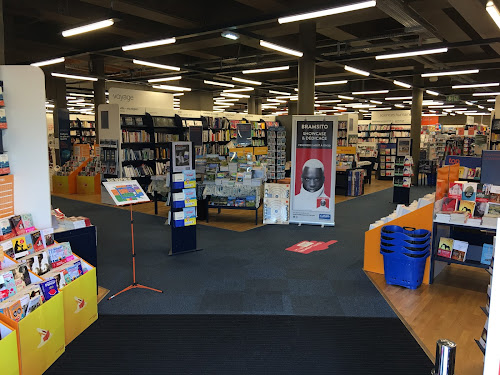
290,116 -> 337,226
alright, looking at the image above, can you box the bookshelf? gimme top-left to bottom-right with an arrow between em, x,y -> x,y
358,124 -> 411,144
337,120 -> 347,146
490,119 -> 500,151
377,143 -> 396,180
70,119 -> 96,145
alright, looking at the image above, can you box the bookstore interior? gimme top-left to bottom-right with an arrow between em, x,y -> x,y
2,0 -> 500,374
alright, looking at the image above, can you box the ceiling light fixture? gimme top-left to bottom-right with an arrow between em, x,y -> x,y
51,73 -> 97,81
31,57 -> 65,67
344,65 -> 370,76
426,90 -> 440,96
385,96 -> 412,100
122,38 -> 176,51
487,99 -> 496,102
221,31 -> 240,40
315,80 -> 348,86
370,100 -> 383,104
220,92 -> 251,99
147,76 -> 182,83
152,84 -> 191,92
452,83 -> 499,89
428,105 -> 454,108
267,99 -> 287,103
173,93 -> 184,97
204,80 -> 234,88
473,92 -> 500,96
68,93 -> 93,98
395,104 -> 405,108
316,100 -> 342,103
278,1 -> 377,24
465,101 -> 475,105
232,77 -> 262,85
269,90 -> 291,95
62,19 -> 114,37
486,1 -> 500,30
133,59 -> 180,71
393,80 -> 412,89
376,47 -> 448,60
421,69 -> 479,78
260,40 -> 303,57
478,105 -> 485,109
338,95 -> 354,100
223,88 -> 254,92
371,107 -> 392,111
352,90 -> 389,95
243,66 -> 290,74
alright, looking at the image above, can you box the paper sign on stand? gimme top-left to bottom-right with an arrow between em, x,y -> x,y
102,180 -> 149,206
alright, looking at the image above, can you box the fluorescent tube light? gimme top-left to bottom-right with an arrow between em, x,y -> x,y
204,80 -> 234,88
453,83 -> 499,89
152,85 -> 191,92
338,95 -> 354,100
243,66 -> 289,74
51,73 -> 97,81
421,69 -> 479,77
450,108 -> 467,111
487,99 -> 496,102
370,100 -> 383,104
31,57 -> 65,67
221,31 -> 239,40
69,93 -> 94,98
214,98 -> 239,102
393,80 -> 412,89
465,101 -> 475,105
316,100 -> 341,103
352,90 -> 389,95
133,59 -> 180,71
371,107 -> 392,111
67,98 -> 85,103
267,99 -> 287,103
478,105 -> 485,109
426,90 -> 440,96
45,104 -> 55,108
232,77 -> 262,85
173,93 -> 184,97
428,105 -> 454,108
385,96 -> 412,100
147,76 -> 182,83
473,92 -> 500,96
62,19 -> 114,37
395,104 -> 405,108
344,65 -> 370,76
376,47 -> 448,60
260,40 -> 303,57
220,92 -> 251,99
359,109 -> 369,113
489,108 -> 495,111
315,80 -> 348,86
122,38 -> 176,51
223,88 -> 254,92
487,1 -> 500,30
269,90 -> 291,95
278,1 -> 377,24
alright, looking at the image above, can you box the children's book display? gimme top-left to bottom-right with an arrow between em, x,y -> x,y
263,183 -> 290,224
54,156 -> 87,176
266,123 -> 286,181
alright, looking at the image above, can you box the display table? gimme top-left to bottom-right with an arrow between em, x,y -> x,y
54,225 -> 98,268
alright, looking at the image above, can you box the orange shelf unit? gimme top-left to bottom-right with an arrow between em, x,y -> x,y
363,203 -> 434,284
76,173 -> 101,195
52,158 -> 91,194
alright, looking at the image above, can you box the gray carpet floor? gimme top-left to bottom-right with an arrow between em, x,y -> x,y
51,185 -> 433,316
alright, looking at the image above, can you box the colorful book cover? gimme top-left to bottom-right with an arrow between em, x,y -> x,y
183,188 -> 197,207
60,242 -> 74,263
21,213 -> 35,232
31,231 -> 44,252
461,182 -> 477,201
235,198 -> 245,207
40,278 -> 59,301
437,237 -> 454,258
448,182 -> 463,200
0,271 -> 17,298
481,244 -> 494,265
2,240 -> 14,259
0,218 -> 14,241
458,200 -> 476,216
451,240 -> 468,262
6,300 -> 22,322
26,251 -> 52,276
67,260 -> 83,282
487,202 -> 500,216
40,228 -> 54,247
26,295 -> 42,315
48,245 -> 66,268
441,197 -> 457,212
9,215 -> 25,235
245,195 -> 256,207
12,264 -> 31,292
23,234 -> 34,255
12,236 -> 30,259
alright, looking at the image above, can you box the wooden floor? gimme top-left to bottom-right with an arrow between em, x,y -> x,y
367,265 -> 489,375
52,177 -> 393,232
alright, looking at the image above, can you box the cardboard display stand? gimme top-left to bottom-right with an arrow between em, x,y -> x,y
0,320 -> 20,375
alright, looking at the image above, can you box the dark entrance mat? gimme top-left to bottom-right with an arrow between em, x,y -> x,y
46,314 -> 433,375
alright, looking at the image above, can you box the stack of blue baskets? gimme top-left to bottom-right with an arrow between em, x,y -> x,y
380,225 -> 431,289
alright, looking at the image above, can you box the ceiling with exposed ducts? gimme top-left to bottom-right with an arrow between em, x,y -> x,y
3,0 -> 500,116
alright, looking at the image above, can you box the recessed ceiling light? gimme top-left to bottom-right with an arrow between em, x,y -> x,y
376,47 -> 448,60
315,80 -> 348,86
122,38 -> 176,51
133,59 -> 180,71
148,76 -> 182,83
473,92 -> 500,96
221,31 -> 240,40
385,96 -> 412,100
243,66 -> 290,74
51,73 -> 97,81
344,65 -> 370,76
152,84 -> 191,92
31,57 -> 65,67
393,80 -> 412,89
486,1 -> 500,30
452,83 -> 499,89
62,19 -> 114,37
278,1 -> 377,24
421,69 -> 479,77
204,80 -> 234,88
338,95 -> 354,100
352,90 -> 389,95
260,40 -> 303,57
232,77 -> 262,85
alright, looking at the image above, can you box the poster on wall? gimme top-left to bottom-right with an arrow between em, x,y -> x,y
290,116 -> 337,226
172,141 -> 193,173
57,108 -> 71,165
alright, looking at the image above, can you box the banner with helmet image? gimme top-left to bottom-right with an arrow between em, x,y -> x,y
290,116 -> 337,226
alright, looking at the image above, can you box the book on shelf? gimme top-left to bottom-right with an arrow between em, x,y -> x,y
450,211 -> 468,224
435,212 -> 451,222
448,182 -> 463,200
482,214 -> 499,228
486,202 -> 500,216
458,200 -> 475,217
9,215 -> 25,235
441,197 -> 458,212
467,217 -> 482,226
481,243 -> 494,265
462,182 -> 477,201
451,240 -> 468,262
437,237 -> 454,258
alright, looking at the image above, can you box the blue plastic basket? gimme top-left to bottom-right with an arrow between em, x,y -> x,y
380,239 -> 431,251
380,244 -> 430,256
380,249 -> 430,289
382,225 -> 431,239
